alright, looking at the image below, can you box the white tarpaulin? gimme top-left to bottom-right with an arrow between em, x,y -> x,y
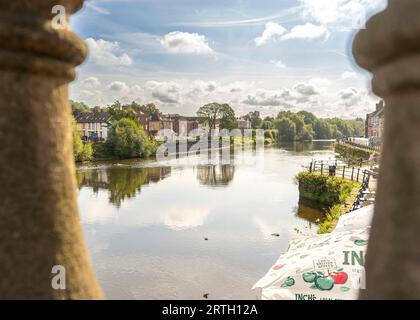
252,206 -> 374,300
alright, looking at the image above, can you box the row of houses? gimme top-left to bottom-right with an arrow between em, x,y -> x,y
365,100 -> 385,141
73,110 -> 251,142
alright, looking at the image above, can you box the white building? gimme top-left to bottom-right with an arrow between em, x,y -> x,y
74,111 -> 111,141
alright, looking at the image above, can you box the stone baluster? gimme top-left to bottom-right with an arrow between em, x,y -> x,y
0,0 -> 103,299
353,0 -> 420,299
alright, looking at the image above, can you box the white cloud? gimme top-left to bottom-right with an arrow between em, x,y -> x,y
281,23 -> 330,41
255,22 -> 329,45
269,59 -> 287,69
299,0 -> 387,29
81,77 -> 101,88
163,207 -> 211,230
108,81 -> 129,92
72,77 -> 376,119
160,32 -> 214,55
338,87 -> 365,107
147,81 -> 181,104
242,89 -> 294,107
85,38 -> 133,66
254,22 -> 287,46
341,71 -> 358,80
294,82 -> 320,96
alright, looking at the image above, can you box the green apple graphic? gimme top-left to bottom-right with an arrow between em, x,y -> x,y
302,272 -> 318,283
281,277 -> 295,288
354,240 -> 367,246
315,276 -> 335,291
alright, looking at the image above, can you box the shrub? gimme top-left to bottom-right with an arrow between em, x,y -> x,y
72,117 -> 93,162
295,171 -> 360,207
105,118 -> 156,159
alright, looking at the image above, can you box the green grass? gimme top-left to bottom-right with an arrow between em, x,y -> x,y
317,184 -> 361,234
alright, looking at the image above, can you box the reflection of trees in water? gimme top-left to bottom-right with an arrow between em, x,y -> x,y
279,141 -> 334,153
196,165 -> 235,187
76,166 -> 171,207
294,198 -> 327,230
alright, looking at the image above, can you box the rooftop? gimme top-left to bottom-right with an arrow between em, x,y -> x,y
74,112 -> 111,123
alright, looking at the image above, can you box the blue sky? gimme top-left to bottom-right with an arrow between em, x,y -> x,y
70,0 -> 388,118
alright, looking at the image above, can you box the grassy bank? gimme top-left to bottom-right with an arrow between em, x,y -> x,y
296,172 -> 361,234
334,142 -> 379,164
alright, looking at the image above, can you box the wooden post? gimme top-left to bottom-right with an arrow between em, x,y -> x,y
354,0 -> 420,299
320,161 -> 324,176
309,161 -> 313,173
342,166 -> 345,179
0,0 -> 103,299
356,168 -> 360,182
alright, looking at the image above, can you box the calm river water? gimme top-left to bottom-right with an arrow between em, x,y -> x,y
77,141 -> 336,299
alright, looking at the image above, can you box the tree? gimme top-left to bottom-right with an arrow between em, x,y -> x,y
247,111 -> 262,129
107,100 -> 136,121
314,119 -> 334,139
139,103 -> 161,116
275,117 -> 296,141
197,103 -> 236,130
70,100 -> 91,112
72,117 -> 93,161
261,118 -> 275,130
297,110 -> 317,126
106,118 -> 156,159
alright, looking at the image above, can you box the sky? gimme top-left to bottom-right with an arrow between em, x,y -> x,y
70,0 -> 388,119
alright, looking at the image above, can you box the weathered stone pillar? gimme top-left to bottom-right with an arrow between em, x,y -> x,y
0,0 -> 103,299
353,0 -> 420,299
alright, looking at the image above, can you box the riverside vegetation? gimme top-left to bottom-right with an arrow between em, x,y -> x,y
334,142 -> 379,164
296,172 -> 361,234
71,100 -> 365,162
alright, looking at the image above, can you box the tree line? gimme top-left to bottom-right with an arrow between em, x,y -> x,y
71,100 -> 365,161
258,110 -> 365,142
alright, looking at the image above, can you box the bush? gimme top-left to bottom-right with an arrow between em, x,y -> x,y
105,118 -> 156,159
72,117 -> 93,162
296,172 -> 360,207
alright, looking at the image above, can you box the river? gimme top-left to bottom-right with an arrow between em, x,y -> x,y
77,141 -> 336,299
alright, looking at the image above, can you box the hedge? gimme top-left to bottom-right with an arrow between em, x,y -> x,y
296,172 -> 360,207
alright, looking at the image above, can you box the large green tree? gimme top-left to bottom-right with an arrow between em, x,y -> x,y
275,117 -> 297,141
106,118 -> 156,159
197,103 -> 237,130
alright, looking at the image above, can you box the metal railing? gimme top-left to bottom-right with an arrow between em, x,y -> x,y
337,139 -> 381,153
307,159 -> 377,212
308,160 -> 377,188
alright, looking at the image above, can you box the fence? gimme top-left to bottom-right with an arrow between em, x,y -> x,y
338,139 -> 381,153
308,160 -> 376,188
308,160 -> 377,210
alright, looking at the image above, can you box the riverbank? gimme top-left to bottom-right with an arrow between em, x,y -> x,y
334,141 -> 379,164
296,171 -> 362,234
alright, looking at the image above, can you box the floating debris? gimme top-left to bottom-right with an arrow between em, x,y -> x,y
203,293 -> 209,299
271,233 -> 280,237
204,237 -> 209,241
